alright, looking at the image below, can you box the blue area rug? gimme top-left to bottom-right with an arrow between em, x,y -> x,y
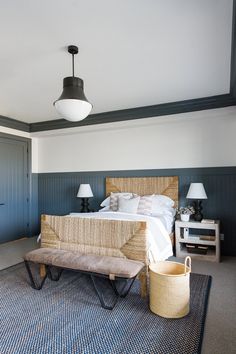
0,263 -> 211,354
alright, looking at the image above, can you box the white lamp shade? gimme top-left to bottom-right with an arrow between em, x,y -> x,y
186,183 -> 207,199
55,99 -> 92,122
77,184 -> 93,198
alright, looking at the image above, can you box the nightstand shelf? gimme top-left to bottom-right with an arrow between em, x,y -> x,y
178,236 -> 216,246
175,220 -> 220,262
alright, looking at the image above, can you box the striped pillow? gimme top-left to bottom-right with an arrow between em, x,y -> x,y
109,192 -> 134,211
137,195 -> 154,215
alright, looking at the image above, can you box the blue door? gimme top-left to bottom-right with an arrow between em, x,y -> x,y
0,134 -> 29,243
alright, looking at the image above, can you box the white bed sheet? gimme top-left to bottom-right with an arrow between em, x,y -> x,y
153,213 -> 174,234
69,211 -> 173,262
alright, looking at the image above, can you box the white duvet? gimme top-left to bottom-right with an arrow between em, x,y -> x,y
69,211 -> 173,262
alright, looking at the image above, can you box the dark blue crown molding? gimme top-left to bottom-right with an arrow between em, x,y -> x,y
29,93 -> 236,132
0,115 -> 30,132
1,0 -> 236,133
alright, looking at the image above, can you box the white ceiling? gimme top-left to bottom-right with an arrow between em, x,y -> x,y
0,0 -> 233,124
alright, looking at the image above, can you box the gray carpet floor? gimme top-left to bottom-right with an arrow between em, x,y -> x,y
189,256 -> 236,354
0,236 -> 38,270
0,238 -> 235,354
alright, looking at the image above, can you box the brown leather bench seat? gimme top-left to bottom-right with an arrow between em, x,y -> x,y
23,247 -> 144,309
24,247 -> 144,279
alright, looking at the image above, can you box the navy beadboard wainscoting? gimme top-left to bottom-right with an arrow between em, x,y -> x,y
35,167 -> 236,256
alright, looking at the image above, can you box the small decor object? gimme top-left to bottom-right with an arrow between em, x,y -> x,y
54,45 -> 92,122
186,183 -> 207,221
177,206 -> 195,222
77,184 -> 93,213
201,219 -> 215,224
149,256 -> 191,318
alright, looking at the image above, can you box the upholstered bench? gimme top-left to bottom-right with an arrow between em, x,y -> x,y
24,248 -> 144,310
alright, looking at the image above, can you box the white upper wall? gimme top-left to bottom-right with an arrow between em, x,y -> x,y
34,107 -> 236,173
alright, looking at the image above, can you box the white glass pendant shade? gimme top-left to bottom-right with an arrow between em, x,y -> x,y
54,99 -> 92,122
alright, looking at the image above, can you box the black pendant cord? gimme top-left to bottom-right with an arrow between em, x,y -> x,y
72,53 -> 75,77
68,45 -> 79,78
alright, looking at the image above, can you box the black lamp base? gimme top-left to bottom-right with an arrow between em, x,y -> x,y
80,198 -> 91,213
193,200 -> 203,221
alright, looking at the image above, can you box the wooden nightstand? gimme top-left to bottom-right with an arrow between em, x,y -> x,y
175,220 -> 220,262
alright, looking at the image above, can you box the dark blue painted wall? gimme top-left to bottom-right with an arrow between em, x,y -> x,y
36,167 -> 236,256
29,173 -> 38,236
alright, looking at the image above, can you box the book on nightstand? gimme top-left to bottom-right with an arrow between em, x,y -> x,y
201,219 -> 215,224
199,235 -> 216,241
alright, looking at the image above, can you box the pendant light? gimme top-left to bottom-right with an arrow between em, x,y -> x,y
54,45 -> 92,122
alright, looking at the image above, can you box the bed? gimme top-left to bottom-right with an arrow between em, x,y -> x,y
40,176 -> 178,296
106,176 -> 178,244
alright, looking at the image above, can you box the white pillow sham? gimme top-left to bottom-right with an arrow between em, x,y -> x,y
118,196 -> 140,214
152,195 -> 175,214
98,206 -> 110,212
100,196 -> 110,207
153,195 -> 174,207
152,207 -> 176,218
110,192 -> 134,211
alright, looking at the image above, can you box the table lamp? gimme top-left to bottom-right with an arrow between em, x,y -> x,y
186,183 -> 207,221
77,184 -> 93,213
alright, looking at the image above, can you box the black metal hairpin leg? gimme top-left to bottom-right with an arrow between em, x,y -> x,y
91,275 -> 137,310
109,279 -> 119,296
110,277 -> 136,298
47,267 -> 63,281
90,275 -> 119,310
24,260 -> 48,290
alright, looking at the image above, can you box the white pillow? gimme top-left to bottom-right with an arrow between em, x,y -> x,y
100,196 -> 110,207
166,207 -> 176,217
100,193 -> 133,208
109,192 -> 134,211
99,206 -> 110,212
137,195 -> 154,215
118,196 -> 140,214
155,195 -> 174,207
152,207 -> 176,218
152,195 -> 175,214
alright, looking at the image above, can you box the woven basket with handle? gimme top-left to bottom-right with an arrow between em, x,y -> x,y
149,256 -> 191,318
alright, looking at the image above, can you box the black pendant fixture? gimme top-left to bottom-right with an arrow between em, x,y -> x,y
54,45 -> 92,122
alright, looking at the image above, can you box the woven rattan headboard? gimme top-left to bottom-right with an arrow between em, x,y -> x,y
106,176 -> 179,207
